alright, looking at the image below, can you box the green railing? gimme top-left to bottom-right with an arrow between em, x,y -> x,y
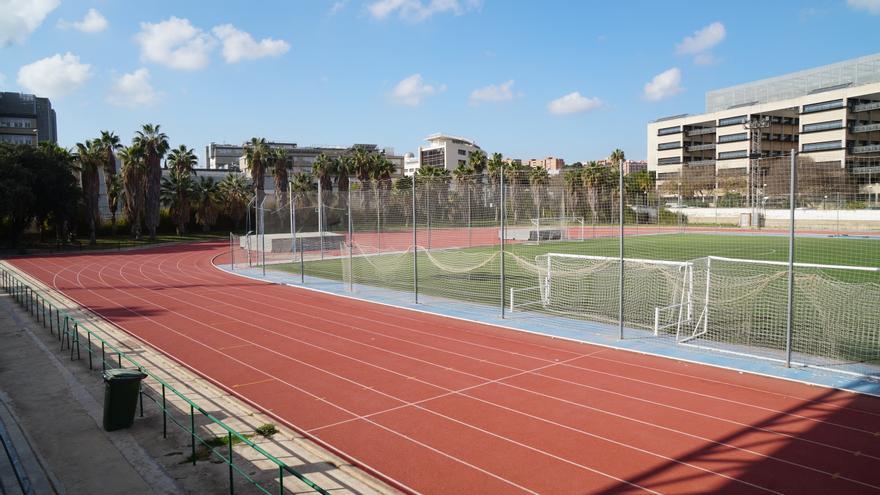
0,266 -> 330,495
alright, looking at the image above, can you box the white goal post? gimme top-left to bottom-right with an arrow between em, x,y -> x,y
534,253 -> 694,335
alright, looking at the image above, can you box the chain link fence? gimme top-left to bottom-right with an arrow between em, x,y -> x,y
224,155 -> 880,377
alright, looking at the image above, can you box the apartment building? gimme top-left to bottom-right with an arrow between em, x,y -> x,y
409,133 -> 482,175
527,157 -> 565,175
0,92 -> 57,145
647,53 -> 880,196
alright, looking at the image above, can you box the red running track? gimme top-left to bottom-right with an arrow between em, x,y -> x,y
9,242 -> 880,494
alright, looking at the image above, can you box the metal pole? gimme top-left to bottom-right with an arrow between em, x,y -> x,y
229,232 -> 234,271
260,199 -> 266,277
348,187 -> 353,292
500,166 -> 506,319
619,164 -> 625,340
318,180 -> 324,260
785,150 -> 796,367
289,181 -> 296,261
467,183 -> 472,248
412,180 -> 419,304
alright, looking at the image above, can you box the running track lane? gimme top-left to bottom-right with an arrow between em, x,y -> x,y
9,242 -> 880,495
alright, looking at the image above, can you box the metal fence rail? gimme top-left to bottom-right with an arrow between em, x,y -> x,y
0,266 -> 329,495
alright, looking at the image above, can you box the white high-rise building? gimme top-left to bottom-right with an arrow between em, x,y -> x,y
405,133 -> 483,176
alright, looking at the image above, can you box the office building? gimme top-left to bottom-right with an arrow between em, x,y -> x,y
0,92 -> 57,145
647,53 -> 880,196
527,157 -> 565,175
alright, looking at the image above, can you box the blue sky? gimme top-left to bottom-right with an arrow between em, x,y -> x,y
2,0 -> 880,165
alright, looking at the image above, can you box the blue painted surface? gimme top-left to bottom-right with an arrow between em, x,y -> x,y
219,263 -> 880,396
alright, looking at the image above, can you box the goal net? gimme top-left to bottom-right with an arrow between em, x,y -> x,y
533,253 -> 694,333
684,256 -> 880,365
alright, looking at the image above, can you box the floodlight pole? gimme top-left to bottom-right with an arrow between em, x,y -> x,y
500,165 -> 506,319
618,162 -> 625,340
785,149 -> 796,368
744,116 -> 771,226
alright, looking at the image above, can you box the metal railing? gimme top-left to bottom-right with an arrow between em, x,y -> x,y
0,267 -> 329,495
687,143 -> 716,151
687,127 -> 716,137
853,101 -> 880,113
852,123 -> 880,133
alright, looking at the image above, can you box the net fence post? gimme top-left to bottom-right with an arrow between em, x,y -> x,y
412,179 -> 419,304
260,196 -> 266,277
619,163 -> 625,340
500,165 -> 506,319
348,187 -> 353,292
318,179 -> 324,261
786,149 -> 797,368
229,232 -> 234,271
289,181 -> 296,262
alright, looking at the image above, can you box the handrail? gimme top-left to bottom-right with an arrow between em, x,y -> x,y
0,266 -> 329,495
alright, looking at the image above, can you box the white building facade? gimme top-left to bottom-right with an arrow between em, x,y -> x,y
405,133 -> 483,176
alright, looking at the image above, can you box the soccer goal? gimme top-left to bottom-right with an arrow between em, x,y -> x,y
682,256 -> 880,366
528,216 -> 585,243
533,253 -> 694,334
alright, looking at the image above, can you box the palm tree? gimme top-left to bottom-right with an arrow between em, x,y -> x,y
487,153 -> 505,221
468,148 -> 488,207
452,162 -> 475,185
167,144 -> 197,175
119,145 -> 146,239
529,166 -> 550,220
98,131 -> 122,234
270,148 -> 290,209
563,167 -> 582,219
74,139 -> 102,245
132,123 -> 169,241
160,168 -> 195,235
192,176 -> 220,232
582,162 -> 603,224
244,137 -> 268,205
505,160 -> 528,222
311,152 -> 333,206
218,174 -> 251,229
609,148 -> 625,168
331,155 -> 351,193
351,147 -> 374,207
289,172 -> 314,208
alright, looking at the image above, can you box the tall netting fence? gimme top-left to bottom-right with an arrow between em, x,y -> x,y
227,158 -> 880,376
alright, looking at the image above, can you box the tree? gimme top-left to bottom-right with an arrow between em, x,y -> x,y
529,166 -> 550,219
133,123 -> 169,241
504,160 -> 528,222
270,147 -> 290,210
562,168 -> 583,219
331,155 -> 351,193
192,176 -> 220,232
289,172 -> 314,208
160,168 -> 195,235
75,139 -> 103,245
582,162 -> 603,224
218,173 -> 251,228
351,147 -> 374,207
487,153 -> 505,221
244,137 -> 268,205
468,148 -> 488,208
119,145 -> 146,239
167,144 -> 197,175
609,148 -> 625,167
98,131 -> 122,234
311,152 -> 333,207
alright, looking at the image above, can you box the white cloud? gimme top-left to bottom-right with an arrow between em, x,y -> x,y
17,53 -> 91,98
59,8 -> 108,33
368,0 -> 482,22
390,73 -> 445,106
469,80 -> 516,104
547,91 -> 602,115
0,0 -> 60,46
848,0 -> 880,14
643,68 -> 683,101
212,24 -> 290,63
135,17 -> 215,70
694,53 -> 717,66
676,22 -> 726,55
107,68 -> 160,108
329,1 -> 347,15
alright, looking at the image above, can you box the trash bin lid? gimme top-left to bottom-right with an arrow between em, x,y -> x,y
103,368 -> 147,381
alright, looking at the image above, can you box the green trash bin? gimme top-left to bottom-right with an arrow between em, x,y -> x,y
102,368 -> 147,431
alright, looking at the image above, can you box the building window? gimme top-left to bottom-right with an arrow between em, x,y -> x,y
802,140 -> 841,152
657,125 -> 681,136
717,115 -> 747,127
718,150 -> 748,160
457,149 -> 467,156
458,160 -> 466,166
0,117 -> 34,128
657,172 -> 680,180
802,120 -> 843,133
657,141 -> 681,150
0,134 -> 36,145
657,157 -> 681,165
802,99 -> 844,113
718,132 -> 748,143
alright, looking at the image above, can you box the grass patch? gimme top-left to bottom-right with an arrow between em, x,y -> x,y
255,423 -> 278,437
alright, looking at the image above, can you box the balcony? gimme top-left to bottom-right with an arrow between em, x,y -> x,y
853,101 -> 880,113
852,123 -> 880,133
851,144 -> 880,154
687,127 -> 716,137
687,143 -> 716,151
687,159 -> 716,166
